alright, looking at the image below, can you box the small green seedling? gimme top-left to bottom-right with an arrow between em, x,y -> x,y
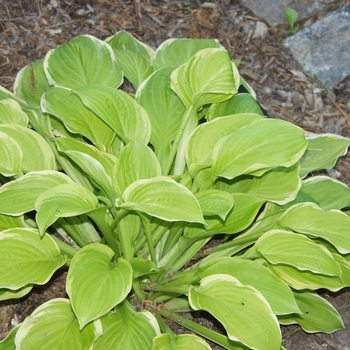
283,7 -> 299,33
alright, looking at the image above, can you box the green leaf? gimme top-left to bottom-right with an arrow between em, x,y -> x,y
35,184 -> 99,235
136,67 -> 186,170
195,193 -> 265,236
279,290 -> 344,333
0,98 -> 28,126
106,31 -> 155,60
0,130 -> 23,177
0,228 -> 66,290
300,176 -> 350,210
269,262 -> 344,291
0,214 -> 29,230
212,118 -> 307,179
44,35 -> 123,89
194,190 -> 234,220
119,177 -> 205,224
0,170 -> 74,216
94,301 -> 160,350
0,124 -> 56,173
189,274 -> 281,350
186,113 -> 263,176
153,38 -> 221,69
207,93 -> 265,120
252,230 -> 341,276
66,244 -> 133,329
130,257 -> 158,278
14,59 -> 50,107
0,285 -> 33,301
171,48 -> 238,110
75,86 -> 151,145
299,134 -> 350,178
113,140 -> 161,195
56,137 -> 116,196
278,202 -> 350,254
41,86 -> 115,150
199,257 -> 300,315
152,333 -> 211,350
14,298 -> 102,350
113,49 -> 154,90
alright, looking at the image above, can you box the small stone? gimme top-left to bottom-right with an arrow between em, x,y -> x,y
346,101 -> 350,113
313,88 -> 323,109
261,86 -> 272,95
252,21 -> 269,40
304,89 -> 314,106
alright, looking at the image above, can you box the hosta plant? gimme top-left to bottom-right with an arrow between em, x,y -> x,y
0,31 -> 350,350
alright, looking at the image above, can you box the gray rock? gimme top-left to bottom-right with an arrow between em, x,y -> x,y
239,0 -> 334,26
252,21 -> 269,40
283,5 -> 350,91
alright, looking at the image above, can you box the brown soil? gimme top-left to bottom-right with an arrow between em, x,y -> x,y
0,1 -> 350,349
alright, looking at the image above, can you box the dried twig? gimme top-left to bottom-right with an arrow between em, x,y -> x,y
329,97 -> 350,128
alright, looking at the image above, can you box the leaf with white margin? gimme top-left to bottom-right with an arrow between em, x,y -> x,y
14,59 -> 50,107
35,183 -> 99,236
251,230 -> 341,277
0,170 -> 74,216
44,35 -> 123,89
112,139 -> 161,195
194,190 -> 234,220
152,333 -> 211,350
278,290 -> 344,333
171,48 -> 237,110
0,98 -> 28,125
268,262 -> 344,291
189,274 -> 281,350
136,67 -> 186,170
211,118 -> 307,180
278,202 -> 350,254
199,257 -> 300,315
300,176 -> 350,211
118,176 -> 205,224
41,86 -> 115,150
299,133 -> 350,178
185,113 -> 263,176
0,285 -> 33,301
15,298 -> 102,350
75,86 -> 151,145
106,31 -> 155,60
0,228 -> 66,290
206,93 -> 265,121
56,137 -> 116,196
0,124 -> 56,173
153,38 -> 221,69
0,130 -> 22,177
94,301 -> 160,350
66,244 -> 133,329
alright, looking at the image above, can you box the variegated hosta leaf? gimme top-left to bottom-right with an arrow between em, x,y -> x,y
44,35 -> 123,89
94,301 -> 160,350
152,333 -> 211,350
0,228 -> 66,290
66,244 -> 133,329
0,124 -> 56,173
0,170 -> 74,216
189,274 -> 282,350
0,98 -> 28,125
211,118 -> 307,180
278,202 -> 350,254
14,298 -> 102,350
118,176 -> 205,224
35,183 -> 99,236
278,290 -> 344,333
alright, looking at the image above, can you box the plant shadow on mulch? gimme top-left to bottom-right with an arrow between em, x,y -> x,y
1,1 -> 350,349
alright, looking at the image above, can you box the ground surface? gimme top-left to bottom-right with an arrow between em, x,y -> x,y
0,0 -> 350,349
